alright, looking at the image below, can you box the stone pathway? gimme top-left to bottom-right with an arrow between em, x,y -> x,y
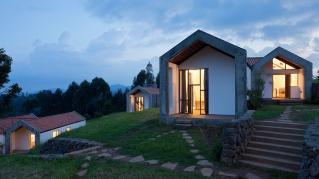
277,106 -> 293,122
69,130 -> 264,178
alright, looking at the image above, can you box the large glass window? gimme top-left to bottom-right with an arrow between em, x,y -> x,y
273,58 -> 296,70
179,69 -> 207,115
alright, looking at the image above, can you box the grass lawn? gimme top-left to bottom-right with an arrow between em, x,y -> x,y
253,105 -> 286,120
64,108 -> 218,165
0,155 -> 80,179
291,105 -> 319,123
86,159 -> 209,179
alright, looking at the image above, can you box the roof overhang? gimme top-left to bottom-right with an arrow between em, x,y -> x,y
160,30 -> 246,65
253,47 -> 312,71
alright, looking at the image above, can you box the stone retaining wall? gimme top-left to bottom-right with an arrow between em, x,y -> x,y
220,116 -> 254,165
299,122 -> 319,179
40,138 -> 102,154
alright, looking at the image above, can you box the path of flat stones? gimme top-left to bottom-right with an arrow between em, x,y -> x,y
74,129 -> 258,178
277,106 -> 292,122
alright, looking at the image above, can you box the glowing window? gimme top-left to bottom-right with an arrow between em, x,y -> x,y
53,130 -> 61,138
30,134 -> 35,148
66,128 -> 71,132
272,58 -> 296,70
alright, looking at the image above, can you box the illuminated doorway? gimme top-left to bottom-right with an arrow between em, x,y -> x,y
273,74 -> 299,99
179,69 -> 208,115
273,75 -> 286,98
135,96 -> 144,112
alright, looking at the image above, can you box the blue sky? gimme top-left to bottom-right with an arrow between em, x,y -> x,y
1,0 -> 319,92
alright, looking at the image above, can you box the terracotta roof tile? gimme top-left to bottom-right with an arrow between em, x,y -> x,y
0,111 -> 85,134
247,57 -> 262,68
0,114 -> 38,134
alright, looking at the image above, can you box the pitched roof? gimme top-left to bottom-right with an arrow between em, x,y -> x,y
141,87 -> 160,95
246,57 -> 262,68
160,30 -> 246,64
128,86 -> 160,95
0,111 -> 85,134
0,114 -> 38,134
30,111 -> 85,132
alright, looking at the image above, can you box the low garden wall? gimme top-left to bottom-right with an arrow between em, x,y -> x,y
220,113 -> 254,165
40,138 -> 102,154
299,122 -> 319,179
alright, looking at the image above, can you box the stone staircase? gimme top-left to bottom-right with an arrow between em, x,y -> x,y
239,120 -> 307,173
175,119 -> 192,129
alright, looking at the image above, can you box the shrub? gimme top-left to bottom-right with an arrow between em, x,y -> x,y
248,73 -> 265,109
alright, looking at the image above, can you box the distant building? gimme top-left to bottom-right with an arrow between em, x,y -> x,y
0,111 -> 86,154
126,86 -> 160,112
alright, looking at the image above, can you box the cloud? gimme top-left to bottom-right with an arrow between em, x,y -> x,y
9,0 -> 319,92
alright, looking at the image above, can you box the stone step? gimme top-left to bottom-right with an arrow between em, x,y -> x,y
245,147 -> 302,162
175,123 -> 192,129
255,121 -> 308,129
175,120 -> 192,124
251,135 -> 303,147
254,130 -> 304,140
241,153 -> 300,171
254,125 -> 305,134
239,159 -> 298,173
248,141 -> 302,155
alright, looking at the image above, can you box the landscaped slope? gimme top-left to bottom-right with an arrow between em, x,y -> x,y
63,108 -> 213,165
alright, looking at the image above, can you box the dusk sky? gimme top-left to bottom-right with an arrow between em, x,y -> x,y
2,0 -> 319,92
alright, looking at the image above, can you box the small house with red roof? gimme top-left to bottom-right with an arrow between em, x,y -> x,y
126,86 -> 160,112
0,111 -> 86,154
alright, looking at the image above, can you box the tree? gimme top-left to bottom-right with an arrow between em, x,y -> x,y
0,48 -> 22,114
112,89 -> 127,112
62,82 -> 79,112
145,62 -> 155,85
132,69 -> 147,89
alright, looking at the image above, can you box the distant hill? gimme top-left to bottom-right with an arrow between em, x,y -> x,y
110,84 -> 129,93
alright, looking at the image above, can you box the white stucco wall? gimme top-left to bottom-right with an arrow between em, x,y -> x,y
179,46 -> 236,115
260,62 -> 273,98
168,62 -> 179,114
40,121 -> 86,144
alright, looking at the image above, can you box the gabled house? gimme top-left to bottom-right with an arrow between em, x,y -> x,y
159,30 -> 313,125
248,47 -> 312,101
126,86 -> 160,112
159,30 -> 247,124
0,111 -> 86,154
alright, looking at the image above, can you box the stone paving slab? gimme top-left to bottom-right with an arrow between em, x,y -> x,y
76,169 -> 88,177
113,155 -> 127,160
129,155 -> 144,163
81,162 -> 90,168
218,171 -> 238,178
195,154 -> 205,160
145,159 -> 159,165
184,165 -> 196,172
98,153 -> 112,158
85,156 -> 91,161
197,160 -> 213,167
200,168 -> 214,177
190,149 -> 199,154
161,162 -> 177,170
